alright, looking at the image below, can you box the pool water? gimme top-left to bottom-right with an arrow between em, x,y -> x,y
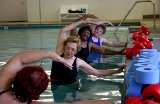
0,26 -> 129,104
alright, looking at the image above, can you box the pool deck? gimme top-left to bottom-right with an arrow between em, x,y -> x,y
122,31 -> 160,103
125,34 -> 160,72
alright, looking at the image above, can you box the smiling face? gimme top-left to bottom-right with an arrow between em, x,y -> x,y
81,29 -> 90,41
78,26 -> 92,41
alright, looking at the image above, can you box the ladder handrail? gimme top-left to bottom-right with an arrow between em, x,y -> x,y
113,0 -> 156,40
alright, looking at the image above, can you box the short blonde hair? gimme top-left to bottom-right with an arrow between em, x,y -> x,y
64,36 -> 81,52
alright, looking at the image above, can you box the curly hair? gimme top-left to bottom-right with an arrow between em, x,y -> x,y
10,66 -> 49,104
78,26 -> 93,37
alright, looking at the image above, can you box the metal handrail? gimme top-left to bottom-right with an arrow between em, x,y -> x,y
113,0 -> 156,40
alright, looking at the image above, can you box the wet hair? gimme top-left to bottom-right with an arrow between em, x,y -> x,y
10,66 -> 49,104
64,36 -> 81,52
96,24 -> 106,34
78,26 -> 93,37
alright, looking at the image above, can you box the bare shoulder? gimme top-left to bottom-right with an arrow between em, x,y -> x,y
75,58 -> 83,65
0,63 -> 21,91
75,57 -> 89,68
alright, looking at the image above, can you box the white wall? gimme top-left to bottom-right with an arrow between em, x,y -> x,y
27,0 -> 160,22
0,0 -> 27,21
27,0 -> 40,22
0,0 -> 160,22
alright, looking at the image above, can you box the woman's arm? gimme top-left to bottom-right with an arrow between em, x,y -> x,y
101,37 -> 126,47
70,14 -> 99,36
90,42 -> 124,55
56,20 -> 87,55
89,19 -> 114,27
5,50 -> 72,71
77,58 -> 124,76
0,50 -> 72,90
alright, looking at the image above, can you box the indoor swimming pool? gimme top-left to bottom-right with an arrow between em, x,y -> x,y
0,25 -> 129,104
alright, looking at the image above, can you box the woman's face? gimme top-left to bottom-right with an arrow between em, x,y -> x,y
81,29 -> 90,41
64,42 -> 78,58
94,27 -> 103,37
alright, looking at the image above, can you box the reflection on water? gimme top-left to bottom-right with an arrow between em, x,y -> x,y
0,27 -> 128,104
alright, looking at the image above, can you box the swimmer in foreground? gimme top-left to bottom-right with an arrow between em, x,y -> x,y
0,50 -> 72,104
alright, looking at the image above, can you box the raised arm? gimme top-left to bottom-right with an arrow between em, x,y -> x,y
77,58 -> 124,76
56,20 -> 87,55
89,19 -> 114,27
89,42 -> 124,55
75,14 -> 99,22
70,14 -> 99,36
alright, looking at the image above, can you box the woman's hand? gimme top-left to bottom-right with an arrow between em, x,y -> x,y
87,14 -> 99,19
116,63 -> 126,73
50,52 -> 73,70
60,58 -> 73,70
119,48 -> 125,55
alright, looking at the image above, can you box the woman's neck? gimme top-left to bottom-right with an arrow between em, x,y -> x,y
63,54 -> 75,60
80,40 -> 88,48
93,35 -> 99,38
81,40 -> 87,44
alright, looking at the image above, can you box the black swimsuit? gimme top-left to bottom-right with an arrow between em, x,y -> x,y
75,42 -> 90,63
50,57 -> 78,85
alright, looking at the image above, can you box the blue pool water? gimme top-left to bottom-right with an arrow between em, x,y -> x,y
0,26 -> 129,104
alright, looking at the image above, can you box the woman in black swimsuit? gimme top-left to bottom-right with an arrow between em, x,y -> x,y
51,34 -> 124,102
